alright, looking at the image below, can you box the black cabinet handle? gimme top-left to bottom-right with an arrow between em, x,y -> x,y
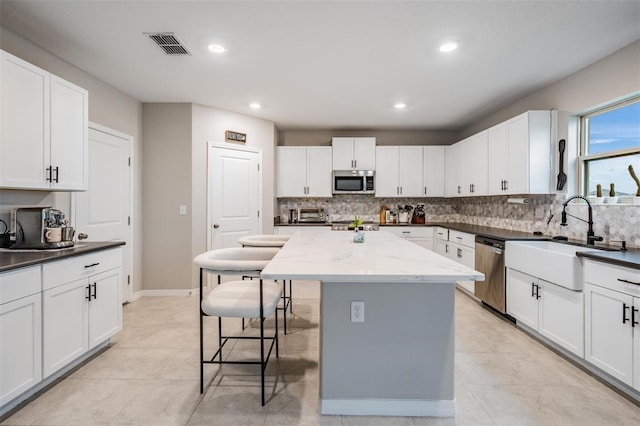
457,248 -> 462,258
535,284 -> 541,299
46,166 -> 52,182
531,282 -> 535,297
623,303 -> 630,324
617,278 -> 640,285
632,307 -> 638,327
92,283 -> 97,300
86,285 -> 91,301
84,262 -> 100,268
53,166 -> 59,183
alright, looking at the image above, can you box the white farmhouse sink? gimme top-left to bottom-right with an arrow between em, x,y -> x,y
505,240 -> 601,291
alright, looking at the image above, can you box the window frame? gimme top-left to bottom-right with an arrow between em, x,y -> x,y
578,95 -> 640,200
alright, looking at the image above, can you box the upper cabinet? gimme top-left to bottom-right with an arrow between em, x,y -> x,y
277,146 -> 332,197
447,132 -> 488,197
487,110 -> 554,195
0,50 -> 88,191
376,146 -> 445,197
332,137 -> 376,170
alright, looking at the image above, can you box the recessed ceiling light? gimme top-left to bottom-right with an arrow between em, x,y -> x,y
394,103 -> 407,109
438,41 -> 458,53
249,103 -> 261,109
208,44 -> 227,54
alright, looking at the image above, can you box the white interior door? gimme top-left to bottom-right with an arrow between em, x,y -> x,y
74,124 -> 132,302
208,144 -> 260,250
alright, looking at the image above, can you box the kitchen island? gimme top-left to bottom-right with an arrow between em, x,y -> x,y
261,230 -> 483,416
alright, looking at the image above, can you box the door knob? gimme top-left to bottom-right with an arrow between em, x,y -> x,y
213,224 -> 220,229
77,233 -> 88,240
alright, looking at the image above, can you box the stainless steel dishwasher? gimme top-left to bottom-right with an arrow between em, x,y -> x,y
474,236 -> 506,313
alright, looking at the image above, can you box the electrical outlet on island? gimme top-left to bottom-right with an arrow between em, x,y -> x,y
351,301 -> 365,323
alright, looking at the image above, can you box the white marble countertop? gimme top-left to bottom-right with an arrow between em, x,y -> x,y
261,230 -> 485,283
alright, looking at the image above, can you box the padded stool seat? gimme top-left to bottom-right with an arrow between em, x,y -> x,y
194,247 -> 279,274
237,234 -> 290,247
201,280 -> 281,318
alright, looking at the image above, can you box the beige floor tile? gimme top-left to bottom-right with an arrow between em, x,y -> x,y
185,383 -> 268,425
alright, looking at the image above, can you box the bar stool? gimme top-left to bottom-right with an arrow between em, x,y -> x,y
194,247 -> 281,406
237,234 -> 293,334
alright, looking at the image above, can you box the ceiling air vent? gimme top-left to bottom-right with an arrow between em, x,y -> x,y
145,32 -> 191,55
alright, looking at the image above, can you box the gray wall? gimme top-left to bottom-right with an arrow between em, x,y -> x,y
0,26 -> 144,294
141,104 -> 192,291
279,129 -> 459,147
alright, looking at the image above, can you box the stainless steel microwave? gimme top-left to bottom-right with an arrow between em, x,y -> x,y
332,170 -> 375,194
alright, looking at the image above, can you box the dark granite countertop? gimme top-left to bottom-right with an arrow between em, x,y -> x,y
576,250 -> 640,270
0,241 -> 125,273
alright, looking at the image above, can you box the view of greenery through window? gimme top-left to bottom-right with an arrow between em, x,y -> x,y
582,99 -> 640,197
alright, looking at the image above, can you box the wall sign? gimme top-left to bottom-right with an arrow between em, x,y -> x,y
225,130 -> 247,143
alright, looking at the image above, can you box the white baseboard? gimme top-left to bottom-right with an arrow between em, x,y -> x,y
134,288 -> 199,298
319,398 -> 456,417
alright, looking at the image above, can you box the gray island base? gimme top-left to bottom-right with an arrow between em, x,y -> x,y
261,231 -> 483,416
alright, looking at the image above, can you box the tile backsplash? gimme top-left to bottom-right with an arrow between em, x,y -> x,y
277,194 -> 640,248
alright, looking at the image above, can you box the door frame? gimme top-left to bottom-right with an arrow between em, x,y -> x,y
71,122 -> 134,303
206,141 -> 262,252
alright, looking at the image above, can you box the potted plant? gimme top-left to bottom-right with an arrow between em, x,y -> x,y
629,165 -> 640,204
350,216 -> 365,243
606,183 -> 618,204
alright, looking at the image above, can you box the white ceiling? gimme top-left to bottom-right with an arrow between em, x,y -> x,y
1,1 -> 639,130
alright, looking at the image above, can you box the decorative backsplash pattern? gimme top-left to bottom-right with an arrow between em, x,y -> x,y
277,194 -> 640,248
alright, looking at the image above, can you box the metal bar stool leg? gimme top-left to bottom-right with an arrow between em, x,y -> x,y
199,268 -> 204,394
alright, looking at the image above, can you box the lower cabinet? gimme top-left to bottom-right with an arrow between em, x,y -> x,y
43,266 -> 122,378
0,267 -> 42,406
507,268 -> 584,357
384,226 -> 434,251
584,259 -> 640,390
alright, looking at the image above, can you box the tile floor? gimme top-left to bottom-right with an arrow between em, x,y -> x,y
2,281 -> 640,425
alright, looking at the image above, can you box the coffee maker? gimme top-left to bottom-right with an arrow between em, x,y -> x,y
11,207 -> 75,249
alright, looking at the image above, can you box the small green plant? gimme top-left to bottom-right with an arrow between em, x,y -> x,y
609,183 -> 616,197
350,215 -> 363,230
629,165 -> 640,196
596,184 -> 602,198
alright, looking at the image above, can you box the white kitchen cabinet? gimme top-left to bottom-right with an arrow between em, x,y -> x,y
461,131 -> 488,196
584,259 -> 640,389
375,146 -> 423,197
507,268 -> 584,357
449,240 -> 475,293
385,226 -> 434,251
434,228 -> 475,293
331,137 -> 376,170
277,146 -> 332,197
42,249 -> 122,378
423,146 -> 445,197
0,49 -> 88,191
0,266 -> 42,406
487,111 -> 554,195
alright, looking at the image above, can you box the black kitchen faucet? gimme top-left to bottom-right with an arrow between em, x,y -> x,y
560,195 -> 603,245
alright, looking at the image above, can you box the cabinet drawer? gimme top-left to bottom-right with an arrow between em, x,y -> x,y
389,227 -> 434,238
43,248 -> 122,291
435,227 -> 448,240
0,266 -> 41,304
584,259 -> 640,297
449,230 -> 475,248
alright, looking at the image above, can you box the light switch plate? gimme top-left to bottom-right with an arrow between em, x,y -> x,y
179,205 -> 187,216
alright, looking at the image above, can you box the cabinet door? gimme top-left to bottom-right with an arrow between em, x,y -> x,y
434,238 -> 448,257
306,147 -> 332,197
331,138 -> 354,170
398,146 -> 423,197
487,124 -> 508,195
375,146 -> 400,197
452,141 -> 467,196
469,131 -> 488,195
0,293 -> 42,405
506,269 -> 539,329
353,137 -> 376,170
50,75 -> 88,190
538,280 -> 584,357
277,147 -> 307,197
0,50 -> 50,189
635,299 -> 640,391
43,279 -> 89,378
423,146 -> 445,197
451,242 -> 475,293
506,113 -> 530,194
584,283 -> 634,386
88,269 -> 122,349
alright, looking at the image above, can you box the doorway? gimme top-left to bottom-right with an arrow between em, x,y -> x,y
207,143 -> 261,251
73,123 -> 133,303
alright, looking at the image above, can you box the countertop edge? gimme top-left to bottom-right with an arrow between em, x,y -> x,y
576,251 -> 640,270
0,241 -> 125,272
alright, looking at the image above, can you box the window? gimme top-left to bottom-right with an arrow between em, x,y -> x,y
580,97 -> 640,200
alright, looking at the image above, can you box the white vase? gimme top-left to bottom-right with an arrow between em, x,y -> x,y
605,196 -> 618,204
